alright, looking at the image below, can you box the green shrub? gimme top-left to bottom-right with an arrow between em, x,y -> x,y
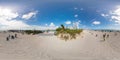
25,30 -> 43,35
55,24 -> 83,40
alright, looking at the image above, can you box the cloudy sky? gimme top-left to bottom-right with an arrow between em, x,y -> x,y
0,0 -> 120,30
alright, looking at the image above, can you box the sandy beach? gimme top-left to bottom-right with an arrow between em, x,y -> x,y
0,30 -> 120,60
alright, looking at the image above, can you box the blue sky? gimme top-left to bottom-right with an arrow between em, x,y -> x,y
0,0 -> 120,30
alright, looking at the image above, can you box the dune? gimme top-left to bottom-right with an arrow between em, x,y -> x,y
0,30 -> 120,60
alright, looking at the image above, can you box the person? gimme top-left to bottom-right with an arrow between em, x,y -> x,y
11,35 -> 15,39
15,34 -> 17,38
96,34 -> 97,37
6,37 -> 9,41
103,33 -> 106,41
107,34 -> 109,38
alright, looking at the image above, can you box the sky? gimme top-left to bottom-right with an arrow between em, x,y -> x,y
0,0 -> 120,30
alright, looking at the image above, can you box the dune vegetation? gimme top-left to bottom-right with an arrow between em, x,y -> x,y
25,30 -> 43,35
55,24 -> 83,40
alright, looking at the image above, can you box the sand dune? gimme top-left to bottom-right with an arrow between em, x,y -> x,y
0,30 -> 120,60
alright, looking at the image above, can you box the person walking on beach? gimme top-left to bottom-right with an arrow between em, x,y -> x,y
107,34 -> 109,38
103,33 -> 106,41
6,37 -> 9,41
15,34 -> 17,38
96,34 -> 98,37
11,35 -> 15,39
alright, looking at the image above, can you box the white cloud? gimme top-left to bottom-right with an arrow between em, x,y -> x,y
110,7 -> 120,23
74,7 -> 83,10
0,7 -> 58,30
65,21 -> 71,24
49,22 -> 55,27
92,21 -> 101,25
49,22 -> 58,30
0,20 -> 30,30
74,7 -> 78,10
45,24 -> 48,26
0,7 -> 30,30
22,11 -> 38,20
101,13 -> 109,17
74,14 -> 78,18
80,8 -> 84,10
0,7 -> 18,20
73,20 -> 81,29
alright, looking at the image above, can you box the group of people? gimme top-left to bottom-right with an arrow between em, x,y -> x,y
103,33 -> 109,41
6,34 -> 17,41
90,32 -> 110,41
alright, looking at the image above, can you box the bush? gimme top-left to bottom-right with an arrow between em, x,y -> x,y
55,24 -> 83,40
25,30 -> 43,35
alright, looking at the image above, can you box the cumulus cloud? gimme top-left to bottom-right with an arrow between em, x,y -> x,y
0,20 -> 30,30
74,7 -> 78,10
49,22 -> 55,27
74,7 -> 83,10
0,7 -> 18,20
0,7 -> 58,30
65,21 -> 71,24
80,8 -> 84,10
92,21 -> 101,25
22,11 -> 38,20
74,14 -> 78,18
100,7 -> 120,25
110,7 -> 120,23
48,22 -> 58,30
101,13 -> 109,17
45,24 -> 48,26
0,7 -> 30,30
73,20 -> 81,29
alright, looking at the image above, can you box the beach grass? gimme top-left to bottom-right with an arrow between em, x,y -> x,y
55,24 -> 83,40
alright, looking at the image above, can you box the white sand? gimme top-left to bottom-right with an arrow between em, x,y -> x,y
0,30 -> 120,60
